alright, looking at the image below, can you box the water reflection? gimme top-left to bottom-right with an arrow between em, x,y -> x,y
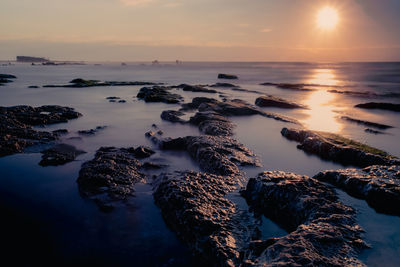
301,69 -> 342,133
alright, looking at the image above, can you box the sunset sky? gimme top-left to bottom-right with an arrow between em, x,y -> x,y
1,0 -> 400,61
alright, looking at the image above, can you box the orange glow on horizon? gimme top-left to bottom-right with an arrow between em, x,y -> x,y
316,6 -> 339,30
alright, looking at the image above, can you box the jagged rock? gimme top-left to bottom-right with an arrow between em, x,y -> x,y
189,111 -> 235,136
148,135 -> 259,176
341,116 -> 393,129
137,86 -> 183,104
132,146 -> 155,158
260,82 -> 315,91
241,171 -> 367,266
180,97 -> 219,111
281,128 -> 399,167
218,74 -> 238,80
77,147 -> 146,211
78,126 -> 107,136
153,171 -> 240,266
355,102 -> 400,112
0,105 -> 81,157
39,144 -> 86,166
43,79 -> 159,88
255,95 -> 306,109
160,110 -> 186,123
315,165 -> 400,216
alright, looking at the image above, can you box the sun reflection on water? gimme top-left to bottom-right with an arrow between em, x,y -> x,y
301,69 -> 343,133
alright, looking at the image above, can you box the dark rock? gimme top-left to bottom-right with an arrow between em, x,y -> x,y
341,116 -> 393,130
160,110 -> 186,123
218,74 -> 238,80
241,171 -> 367,266
137,86 -> 183,104
133,146 -> 155,158
180,97 -> 219,111
28,85 -> 39,88
157,130 -> 163,135
78,126 -> 107,136
0,79 -> 13,84
365,128 -> 385,135
260,82 -> 315,91
145,131 -> 155,137
329,89 -> 400,99
0,105 -> 81,157
153,171 -> 240,266
118,100 -> 126,103
77,147 -> 146,210
148,135 -> 259,176
106,96 -> 120,100
43,79 -> 159,88
0,74 -> 17,79
210,83 -> 237,88
52,129 -> 69,136
141,162 -> 167,169
189,111 -> 235,136
281,127 -> 399,167
315,165 -> 400,216
355,102 -> 400,112
39,143 -> 86,166
180,84 -> 217,93
255,95 -> 306,109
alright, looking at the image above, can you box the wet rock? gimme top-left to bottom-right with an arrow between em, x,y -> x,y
0,79 -> 13,84
365,128 -> 385,134
145,130 -> 155,137
153,171 -> 240,266
28,85 -> 39,88
137,86 -> 183,104
180,97 -> 219,111
0,105 -> 81,157
157,130 -> 164,135
189,111 -> 235,136
149,135 -> 259,176
43,79 -> 159,88
218,74 -> 238,80
106,96 -> 120,100
39,143 -> 86,166
260,82 -> 315,91
355,102 -> 400,112
78,126 -> 107,136
132,146 -> 155,158
0,74 -> 17,79
281,127 -> 399,167
179,84 -> 217,93
77,147 -> 146,210
141,162 -> 167,170
329,89 -> 400,99
210,83 -> 237,88
241,171 -> 367,266
52,129 -> 69,136
118,100 -> 126,103
231,88 -> 263,94
341,116 -> 393,130
160,110 -> 186,123
315,165 -> 400,216
255,95 -> 306,109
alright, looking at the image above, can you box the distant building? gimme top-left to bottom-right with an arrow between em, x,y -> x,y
16,56 -> 49,63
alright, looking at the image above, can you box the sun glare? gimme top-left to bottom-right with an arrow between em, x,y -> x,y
316,6 -> 339,30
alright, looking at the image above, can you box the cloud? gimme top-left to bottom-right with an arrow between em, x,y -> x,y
260,28 -> 272,33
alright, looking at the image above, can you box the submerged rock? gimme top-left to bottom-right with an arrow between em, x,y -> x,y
160,110 -> 186,123
78,126 -> 107,136
218,74 -> 238,80
340,116 -> 393,130
0,105 -> 81,157
43,78 -> 159,88
315,165 -> 400,216
210,83 -> 237,88
255,95 -> 306,109
39,143 -> 86,166
365,128 -> 385,135
260,82 -> 315,91
153,171 -> 240,266
77,147 -> 146,211
0,74 -> 17,79
355,102 -> 400,112
132,146 -> 155,158
137,86 -> 183,104
149,135 -> 259,176
179,84 -> 217,93
180,97 -> 219,111
241,171 -> 367,266
281,127 -> 399,167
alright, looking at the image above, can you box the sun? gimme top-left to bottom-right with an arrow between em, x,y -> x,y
316,6 -> 339,30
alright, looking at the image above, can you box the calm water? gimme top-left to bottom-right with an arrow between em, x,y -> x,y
0,62 -> 399,266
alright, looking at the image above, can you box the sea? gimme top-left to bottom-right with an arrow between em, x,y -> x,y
0,62 -> 399,266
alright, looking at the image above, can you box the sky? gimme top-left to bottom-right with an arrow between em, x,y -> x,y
1,0 -> 400,61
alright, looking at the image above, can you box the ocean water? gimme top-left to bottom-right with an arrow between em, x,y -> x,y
0,62 -> 399,266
